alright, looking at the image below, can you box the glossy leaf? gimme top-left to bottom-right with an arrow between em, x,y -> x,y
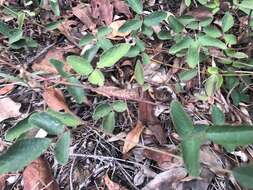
102,111 -> 115,133
211,106 -> 225,125
134,61 -> 144,85
93,104 -> 112,120
47,109 -> 82,127
29,112 -> 65,135
88,69 -> 105,86
186,41 -> 200,68
170,100 -> 194,137
233,165 -> 253,189
54,131 -> 71,165
66,55 -> 93,76
143,11 -> 167,26
207,125 -> 253,146
0,138 -> 51,174
118,19 -> 142,33
5,117 -> 36,141
97,43 -> 131,68
221,12 -> 234,32
124,0 -> 143,14
112,101 -> 127,112
67,76 -> 85,104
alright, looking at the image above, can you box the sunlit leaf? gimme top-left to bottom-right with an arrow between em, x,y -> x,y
88,69 -> 105,86
112,101 -> 127,112
66,55 -> 93,76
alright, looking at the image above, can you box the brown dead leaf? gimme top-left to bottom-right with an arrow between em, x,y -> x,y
0,174 -> 7,190
73,4 -> 96,31
142,167 -> 187,190
144,149 -> 172,167
123,120 -> 144,154
23,157 -> 59,190
112,0 -> 132,18
0,85 -> 14,95
108,20 -> 131,38
104,174 -> 128,190
138,91 -> 160,125
91,0 -> 113,25
186,7 -> 213,21
148,124 -> 167,144
32,48 -> 71,74
0,97 -> 21,122
43,87 -> 69,112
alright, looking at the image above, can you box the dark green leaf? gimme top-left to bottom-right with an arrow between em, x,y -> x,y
186,41 -> 200,68
124,0 -> 143,14
221,12 -> 234,32
203,26 -> 222,38
143,11 -> 167,26
157,30 -> 172,40
170,100 -> 194,137
54,131 -> 71,165
118,19 -> 142,33
199,35 -> 227,49
211,105 -> 225,125
66,55 -> 93,76
179,69 -> 197,81
169,37 -> 193,54
233,165 -> 253,189
50,59 -> 69,78
29,112 -> 65,135
134,61 -> 144,85
93,104 -> 112,120
67,77 -> 85,104
79,33 -> 95,46
102,111 -> 115,133
167,16 -> 184,33
0,138 -> 51,174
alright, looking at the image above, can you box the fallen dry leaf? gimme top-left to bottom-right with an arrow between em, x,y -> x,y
0,97 -> 21,122
32,48 -> 71,74
142,167 -> 187,190
143,149 -> 172,167
43,87 -> 69,112
0,175 -> 7,190
23,157 -> 59,190
91,0 -> 113,25
186,7 -> 213,21
123,120 -> 144,154
104,174 -> 128,190
73,4 -> 96,31
108,20 -> 131,39
112,0 -> 132,18
0,84 -> 14,95
148,124 -> 167,144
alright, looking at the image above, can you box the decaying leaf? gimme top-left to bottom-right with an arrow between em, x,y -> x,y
112,0 -> 132,18
0,85 -> 14,95
23,157 -> 59,190
91,0 -> 113,25
142,167 -> 187,190
186,7 -> 213,21
32,48 -> 71,74
0,97 -> 21,122
108,20 -> 131,38
42,87 -> 69,112
72,4 -> 96,31
104,174 -> 128,190
0,174 -> 7,190
143,149 -> 172,167
123,120 -> 144,154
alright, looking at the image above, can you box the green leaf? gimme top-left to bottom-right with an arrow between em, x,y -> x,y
179,69 -> 197,82
67,76 -> 85,104
0,21 -> 11,37
47,109 -> 82,127
97,43 -> 131,68
134,61 -> 144,85
167,16 -> 184,33
211,105 -> 225,125
205,74 -> 222,96
141,25 -> 153,37
88,69 -> 105,86
185,0 -> 191,6
9,29 -> 23,44
207,125 -> 253,146
79,33 -> 95,46
93,103 -> 112,120
203,26 -> 222,38
45,20 -> 64,31
237,0 -> 253,10
169,37 -> 193,54
186,41 -> 200,68
170,100 -> 194,137
96,26 -> 113,38
118,19 -> 142,33
143,11 -> 167,26
50,0 -> 60,16
141,53 -> 150,65
5,117 -> 36,141
82,45 -> 99,62
181,137 -> 201,176
233,165 -> 253,189
17,12 -> 25,29
29,112 -> 65,135
224,34 -> 237,45
0,138 -> 51,174
50,59 -> 69,78
199,35 -> 227,49
124,0 -> 143,14
54,131 -> 71,165
221,12 -> 234,32
125,46 -> 140,58
157,30 -> 172,40
66,55 -> 93,76
97,38 -> 113,51
135,38 -> 145,52
102,111 -> 115,133
112,101 -> 127,112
